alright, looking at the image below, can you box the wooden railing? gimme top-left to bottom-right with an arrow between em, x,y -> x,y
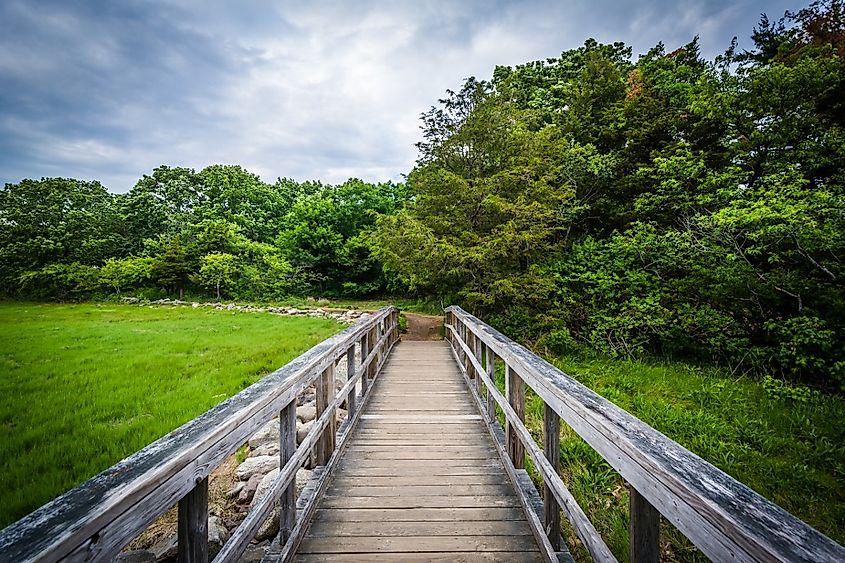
0,307 -> 400,563
445,306 -> 845,563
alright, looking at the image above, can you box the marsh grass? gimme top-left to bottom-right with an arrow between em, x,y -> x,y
0,302 -> 341,527
492,355 -> 845,561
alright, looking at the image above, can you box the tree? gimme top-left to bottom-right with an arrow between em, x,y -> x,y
197,252 -> 238,299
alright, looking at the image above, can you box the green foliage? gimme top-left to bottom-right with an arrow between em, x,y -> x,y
378,2 -> 845,388
196,252 -> 238,299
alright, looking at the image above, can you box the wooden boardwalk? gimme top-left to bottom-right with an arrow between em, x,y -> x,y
294,340 -> 543,562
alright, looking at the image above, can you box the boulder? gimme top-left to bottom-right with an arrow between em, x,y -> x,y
296,420 -> 314,445
250,441 -> 279,457
235,455 -> 279,481
238,473 -> 262,504
150,533 -> 177,562
207,515 -> 229,558
296,403 -> 316,424
248,419 -> 280,449
249,467 -> 314,542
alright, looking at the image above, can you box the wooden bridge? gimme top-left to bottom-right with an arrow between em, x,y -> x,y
2,306 -> 844,562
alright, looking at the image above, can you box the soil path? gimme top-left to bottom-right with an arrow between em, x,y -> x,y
402,312 -> 444,341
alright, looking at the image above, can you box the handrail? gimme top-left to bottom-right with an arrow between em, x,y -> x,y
0,306 -> 400,563
445,305 -> 845,563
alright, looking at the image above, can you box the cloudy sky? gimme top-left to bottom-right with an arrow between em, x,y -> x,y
0,0 -> 797,192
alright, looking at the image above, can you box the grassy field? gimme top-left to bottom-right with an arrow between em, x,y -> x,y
494,356 -> 845,561
0,302 -> 341,528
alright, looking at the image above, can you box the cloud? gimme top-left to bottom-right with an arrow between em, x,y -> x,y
0,0 -> 797,192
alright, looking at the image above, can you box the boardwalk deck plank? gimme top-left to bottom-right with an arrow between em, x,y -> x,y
295,340 -> 542,560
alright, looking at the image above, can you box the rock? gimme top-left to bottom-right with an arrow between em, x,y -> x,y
207,515 -> 229,558
192,302 -> 199,308
150,533 -> 177,561
236,455 -> 279,481
296,403 -> 317,423
296,467 -> 314,496
248,468 -> 314,542
238,473 -> 262,503
227,480 -> 245,499
248,419 -> 280,449
251,469 -> 278,509
250,441 -> 279,457
114,550 -> 155,563
297,420 -> 314,444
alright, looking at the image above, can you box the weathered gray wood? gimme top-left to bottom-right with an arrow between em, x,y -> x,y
506,365 -> 525,470
346,346 -> 357,419
485,344 -> 496,423
0,307 -> 398,563
312,507 -> 528,522
315,364 -> 336,466
306,519 -> 534,537
178,477 -> 208,563
544,403 -> 561,551
446,306 -> 845,563
449,328 -> 616,563
271,320 -> 400,562
293,341 -> 542,560
279,400 -> 297,544
449,337 -> 568,563
297,534 -> 539,553
360,334 -> 369,395
293,553 -> 543,563
629,485 -> 660,563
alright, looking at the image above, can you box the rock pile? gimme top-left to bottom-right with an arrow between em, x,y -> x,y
122,297 -> 371,324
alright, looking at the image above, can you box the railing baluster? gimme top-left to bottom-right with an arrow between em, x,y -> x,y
506,364 -> 525,469
315,364 -> 336,465
177,477 -> 208,563
279,399 -> 297,543
629,486 -> 660,563
485,345 -> 496,423
544,403 -> 561,550
346,345 -> 357,418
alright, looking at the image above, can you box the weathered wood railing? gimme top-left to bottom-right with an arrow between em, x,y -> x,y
445,306 -> 845,563
0,306 -> 399,563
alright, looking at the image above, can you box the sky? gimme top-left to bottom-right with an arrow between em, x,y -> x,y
0,0 -> 798,193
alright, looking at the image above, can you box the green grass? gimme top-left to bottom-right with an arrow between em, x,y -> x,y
0,302 -> 342,528
493,355 -> 845,562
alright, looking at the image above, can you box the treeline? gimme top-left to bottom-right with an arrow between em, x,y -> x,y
0,166 -> 407,300
375,1 -> 845,389
2,2 -> 844,389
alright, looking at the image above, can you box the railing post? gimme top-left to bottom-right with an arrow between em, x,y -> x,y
367,326 -> 377,380
360,333 -> 369,395
474,336 -> 482,393
279,400 -> 296,543
485,345 -> 496,423
506,364 -> 525,469
544,403 -> 561,550
315,363 -> 336,465
346,345 -> 357,418
177,477 -> 208,563
630,486 -> 660,563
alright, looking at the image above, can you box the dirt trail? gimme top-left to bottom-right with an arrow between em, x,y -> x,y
402,312 -> 444,341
